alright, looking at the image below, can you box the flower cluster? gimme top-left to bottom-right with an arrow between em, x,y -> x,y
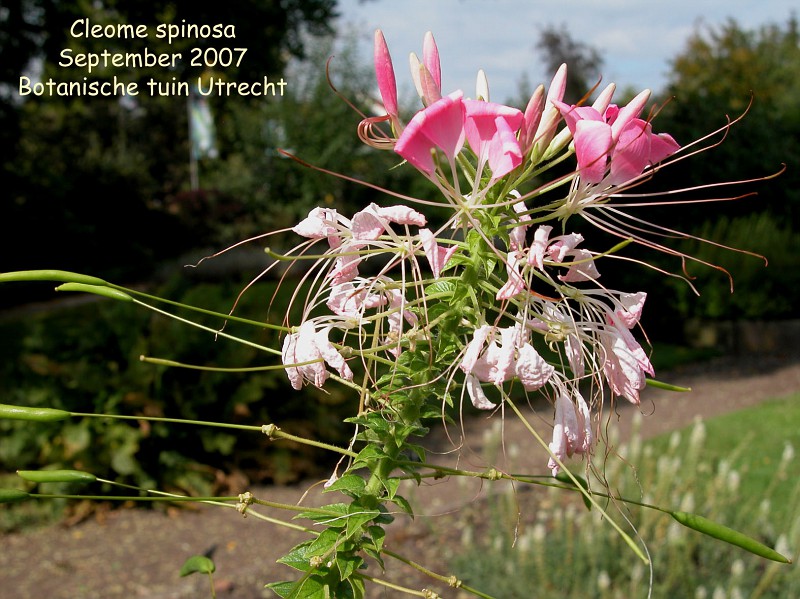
282,30 -> 683,475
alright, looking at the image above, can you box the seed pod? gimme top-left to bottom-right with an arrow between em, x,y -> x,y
0,489 -> 31,503
17,470 -> 96,484
0,270 -> 108,285
56,283 -> 132,302
671,510 -> 791,563
0,404 -> 71,422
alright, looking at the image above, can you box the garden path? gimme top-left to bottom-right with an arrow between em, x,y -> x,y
1,352 -> 798,599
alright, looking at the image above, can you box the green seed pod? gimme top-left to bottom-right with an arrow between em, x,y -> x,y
671,510 -> 791,563
0,270 -> 108,285
0,489 -> 31,503
17,470 -> 96,484
0,404 -> 71,422
56,283 -> 132,302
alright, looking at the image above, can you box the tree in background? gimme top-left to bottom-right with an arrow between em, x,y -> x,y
0,0 -> 337,299
536,23 -> 604,103
650,16 -> 800,324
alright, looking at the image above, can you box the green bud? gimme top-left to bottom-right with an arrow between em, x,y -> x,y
179,555 -> 216,577
56,283 -> 132,302
0,404 -> 71,422
0,489 -> 31,503
0,270 -> 108,285
671,511 -> 791,563
17,469 -> 97,484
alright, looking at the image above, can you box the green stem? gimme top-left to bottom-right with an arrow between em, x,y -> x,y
383,549 -> 496,599
263,424 -> 358,458
131,298 -> 281,355
70,412 -> 263,432
504,396 -> 650,565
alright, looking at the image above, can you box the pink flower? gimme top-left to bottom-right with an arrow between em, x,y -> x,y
394,91 -> 467,174
599,324 -> 654,405
282,322 -> 353,390
420,228 -> 458,278
326,281 -> 387,318
496,251 -> 527,300
554,90 -> 680,185
460,325 -> 554,409
464,99 -> 524,179
548,390 -> 593,475
293,207 -> 342,248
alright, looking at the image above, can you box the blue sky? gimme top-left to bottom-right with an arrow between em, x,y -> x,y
335,0 -> 797,103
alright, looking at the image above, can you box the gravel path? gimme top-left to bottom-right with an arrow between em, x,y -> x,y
1,353 -> 799,599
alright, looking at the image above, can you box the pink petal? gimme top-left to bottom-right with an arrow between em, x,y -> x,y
395,92 -> 466,173
649,132 -> 681,164
420,228 -> 457,278
410,53 -> 442,106
465,373 -> 496,410
315,327 -> 353,382
574,119 -> 612,183
496,251 -> 527,300
559,248 -> 601,282
509,198 -> 531,251
460,324 -> 493,373
527,225 -> 553,268
608,119 -> 651,185
375,204 -> 427,227
610,89 -> 650,143
487,115 -> 523,179
616,292 -> 647,329
515,343 -> 554,391
464,99 -> 523,154
350,206 -> 385,242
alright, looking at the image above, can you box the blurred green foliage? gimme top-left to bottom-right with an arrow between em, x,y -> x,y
0,274 -> 358,530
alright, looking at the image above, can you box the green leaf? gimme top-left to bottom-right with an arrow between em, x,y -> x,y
670,511 -> 792,563
17,469 -> 97,484
0,404 -> 71,422
425,280 -> 456,297
389,494 -> 414,517
0,489 -> 31,503
335,552 -> 362,582
345,506 -> 380,539
267,575 -> 328,599
306,528 -> 342,558
323,474 -> 366,496
347,575 -> 366,599
294,503 -> 348,527
179,555 -> 216,577
277,541 -> 315,573
555,471 -> 592,510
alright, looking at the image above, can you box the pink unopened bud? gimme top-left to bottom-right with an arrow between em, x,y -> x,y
374,29 -> 398,118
